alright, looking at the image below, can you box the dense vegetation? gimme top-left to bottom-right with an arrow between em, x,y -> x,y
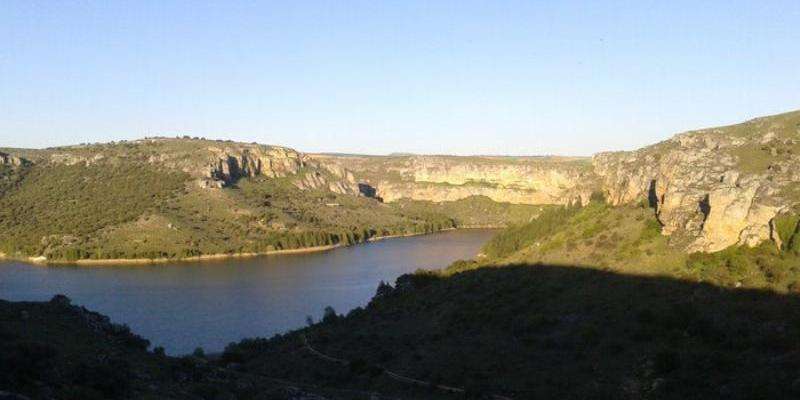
0,163 -> 29,197
220,264 -> 800,399
481,204 -> 581,257
0,296 -> 161,399
0,296 -> 386,399
774,211 -> 800,253
392,196 -> 550,228
0,163 -> 188,259
80,173 -> 460,262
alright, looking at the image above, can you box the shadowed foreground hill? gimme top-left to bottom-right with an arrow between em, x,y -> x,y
226,264 -> 800,399
0,296 -> 398,399
4,264 -> 800,399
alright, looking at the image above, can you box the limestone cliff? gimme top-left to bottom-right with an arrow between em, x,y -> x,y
593,110 -> 800,252
196,143 -> 360,195
315,154 -> 599,206
6,109 -> 799,255
31,138 -> 363,196
0,151 -> 26,167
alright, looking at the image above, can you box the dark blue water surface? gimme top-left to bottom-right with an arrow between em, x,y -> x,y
0,229 -> 495,355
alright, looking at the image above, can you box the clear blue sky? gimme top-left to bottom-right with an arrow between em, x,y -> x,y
2,1 -> 799,155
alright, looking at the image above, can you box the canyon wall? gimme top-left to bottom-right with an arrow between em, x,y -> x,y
322,111 -> 800,252
6,110 -> 799,253
593,111 -> 800,252
316,154 -> 599,206
196,143 -> 360,195
32,138 -> 364,196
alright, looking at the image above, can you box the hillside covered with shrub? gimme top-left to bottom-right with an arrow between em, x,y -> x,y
0,139 -> 543,262
476,199 -> 800,292
220,263 -> 800,399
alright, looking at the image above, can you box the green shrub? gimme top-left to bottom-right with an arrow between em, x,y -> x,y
639,218 -> 663,241
192,347 -> 205,358
322,306 -> 339,324
0,162 -> 188,258
774,213 -> 800,252
483,206 -> 581,258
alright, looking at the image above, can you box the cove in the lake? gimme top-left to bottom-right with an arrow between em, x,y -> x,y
0,229 -> 495,355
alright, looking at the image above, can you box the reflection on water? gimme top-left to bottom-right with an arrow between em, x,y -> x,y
0,229 -> 495,354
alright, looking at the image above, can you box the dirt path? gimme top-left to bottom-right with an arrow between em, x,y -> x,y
301,335 -> 514,400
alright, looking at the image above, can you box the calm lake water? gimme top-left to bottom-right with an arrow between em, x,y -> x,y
0,229 -> 495,355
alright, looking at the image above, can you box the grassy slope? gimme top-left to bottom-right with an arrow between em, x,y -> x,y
627,109 -> 800,176
477,201 -> 800,291
724,110 -> 800,174
390,196 -> 552,227
480,203 -> 682,273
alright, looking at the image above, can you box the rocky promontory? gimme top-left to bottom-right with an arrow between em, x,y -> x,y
593,110 -> 800,252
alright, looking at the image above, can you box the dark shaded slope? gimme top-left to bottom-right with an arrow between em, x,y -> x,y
228,264 -> 800,399
0,296 -> 383,400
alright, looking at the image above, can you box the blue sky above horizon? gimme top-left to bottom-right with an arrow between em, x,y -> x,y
2,1 -> 799,156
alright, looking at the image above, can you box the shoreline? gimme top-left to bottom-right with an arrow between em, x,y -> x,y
2,227 -> 495,267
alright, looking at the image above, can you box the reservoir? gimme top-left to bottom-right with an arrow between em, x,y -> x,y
0,229 -> 495,354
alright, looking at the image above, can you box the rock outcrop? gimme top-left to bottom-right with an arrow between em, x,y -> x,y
198,144 -> 360,194
593,110 -> 800,252
0,152 -> 26,167
36,138 -> 364,196
316,154 -> 599,206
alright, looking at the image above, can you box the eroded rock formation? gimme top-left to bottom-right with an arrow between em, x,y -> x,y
198,144 -> 361,194
317,154 -> 599,206
36,138 -> 364,196
0,152 -> 25,167
594,111 -> 800,252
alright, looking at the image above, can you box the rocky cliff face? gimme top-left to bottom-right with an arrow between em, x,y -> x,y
196,143 -> 360,195
317,154 -> 599,206
594,110 -> 800,252
0,151 -> 26,167
33,138 -> 364,196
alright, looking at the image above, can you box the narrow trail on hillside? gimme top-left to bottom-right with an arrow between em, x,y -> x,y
301,334 -> 515,400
